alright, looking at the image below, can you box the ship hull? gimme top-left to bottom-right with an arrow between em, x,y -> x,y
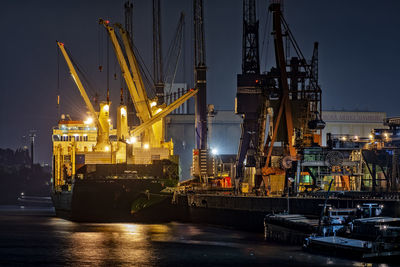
174,193 -> 400,232
52,178 -> 184,222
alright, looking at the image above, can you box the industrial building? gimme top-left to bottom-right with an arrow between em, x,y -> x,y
321,110 -> 387,146
165,110 -> 241,180
165,109 -> 388,181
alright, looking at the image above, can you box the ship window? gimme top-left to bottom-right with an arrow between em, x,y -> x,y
53,135 -> 60,141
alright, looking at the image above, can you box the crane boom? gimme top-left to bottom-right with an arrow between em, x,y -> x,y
153,0 -> 164,104
131,89 -> 198,137
242,0 -> 260,74
235,0 -> 264,180
57,41 -> 104,132
100,19 -> 198,147
115,23 -> 152,119
99,19 -> 152,123
193,0 -> 207,150
264,3 -> 296,171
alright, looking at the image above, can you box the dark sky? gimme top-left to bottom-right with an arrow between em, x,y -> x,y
1,0 -> 400,164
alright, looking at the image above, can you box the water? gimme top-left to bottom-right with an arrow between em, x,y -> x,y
0,206 -> 396,266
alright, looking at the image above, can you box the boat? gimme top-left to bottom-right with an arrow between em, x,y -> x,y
303,235 -> 400,259
52,19 -> 197,222
263,206 -> 357,245
263,203 -> 384,245
17,195 -> 53,207
263,214 -> 319,244
51,119 -> 181,222
303,204 -> 400,259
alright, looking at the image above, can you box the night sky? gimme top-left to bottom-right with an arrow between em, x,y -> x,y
1,0 -> 400,164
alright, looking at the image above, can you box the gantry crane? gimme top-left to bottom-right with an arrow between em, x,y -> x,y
261,3 -> 324,195
235,0 -> 266,184
236,1 -> 324,194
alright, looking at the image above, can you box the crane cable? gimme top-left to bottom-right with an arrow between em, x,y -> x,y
114,33 -> 156,98
260,4 -> 271,71
65,47 -> 99,100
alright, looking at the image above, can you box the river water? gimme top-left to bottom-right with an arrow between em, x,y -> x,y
0,206 -> 396,266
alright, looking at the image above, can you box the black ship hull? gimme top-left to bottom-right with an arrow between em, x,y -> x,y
174,193 -> 400,232
52,178 -> 184,222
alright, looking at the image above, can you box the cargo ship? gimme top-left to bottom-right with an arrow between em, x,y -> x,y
51,18 -> 196,222
51,118 -> 181,222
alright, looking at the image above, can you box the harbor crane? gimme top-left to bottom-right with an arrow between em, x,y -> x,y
57,41 -> 111,152
191,0 -> 214,180
235,0 -> 266,186
236,1 -> 324,194
99,19 -> 198,149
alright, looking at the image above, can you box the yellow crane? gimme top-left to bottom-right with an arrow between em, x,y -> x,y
130,88 -> 198,137
99,19 -> 197,148
114,22 -> 165,144
57,41 -> 111,151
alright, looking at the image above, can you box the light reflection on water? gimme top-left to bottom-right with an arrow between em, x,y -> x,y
51,221 -> 398,266
0,208 -> 396,266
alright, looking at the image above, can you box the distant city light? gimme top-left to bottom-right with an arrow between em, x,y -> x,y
150,101 -> 157,107
369,134 -> 373,140
212,148 -> 218,155
103,105 -> 109,112
105,146 -> 110,152
143,143 -> 149,149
